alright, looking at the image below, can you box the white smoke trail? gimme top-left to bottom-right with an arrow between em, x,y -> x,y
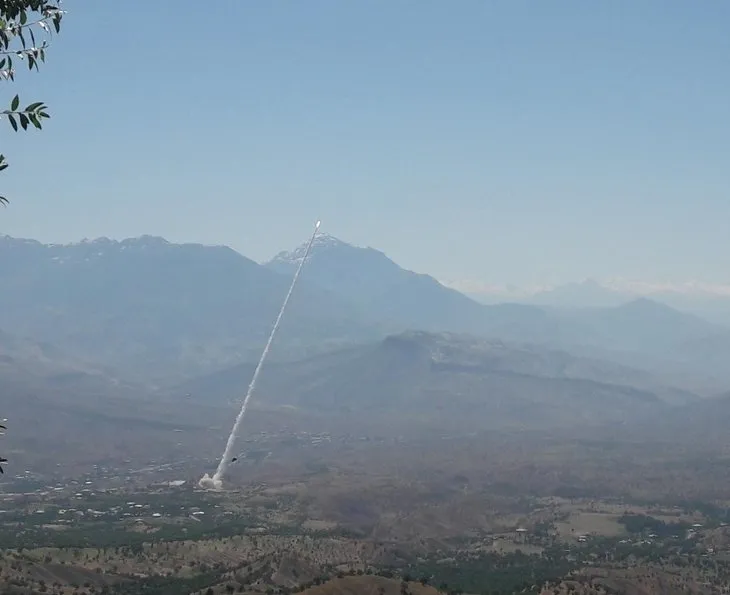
199,220 -> 321,491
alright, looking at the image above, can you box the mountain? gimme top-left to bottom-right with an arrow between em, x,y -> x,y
2,234 -> 728,390
0,327 -> 133,394
265,235 -> 730,364
180,331 -> 698,433
0,235 -> 382,383
265,234 -> 613,348
266,233 -> 493,333
529,279 -> 633,308
558,298 -> 722,354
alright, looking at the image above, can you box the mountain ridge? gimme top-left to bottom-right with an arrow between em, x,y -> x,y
266,233 -> 490,334
2,233 -> 729,388
179,330 -> 697,432
0,234 -> 384,382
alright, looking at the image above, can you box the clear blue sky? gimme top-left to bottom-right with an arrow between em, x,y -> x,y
1,1 -> 729,286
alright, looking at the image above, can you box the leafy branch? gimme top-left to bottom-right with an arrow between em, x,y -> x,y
0,94 -> 48,204
0,0 -> 63,207
3,94 -> 49,130
0,3 -> 62,79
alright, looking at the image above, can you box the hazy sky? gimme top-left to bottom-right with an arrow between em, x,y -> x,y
1,1 -> 728,286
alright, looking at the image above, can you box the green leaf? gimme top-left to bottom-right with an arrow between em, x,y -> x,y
26,102 -> 43,112
8,114 -> 17,132
29,113 -> 41,129
19,113 -> 29,130
19,10 -> 27,26
10,94 -> 19,111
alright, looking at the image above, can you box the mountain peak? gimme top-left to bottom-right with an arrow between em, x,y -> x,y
309,232 -> 352,250
267,232 -> 359,266
618,297 -> 674,313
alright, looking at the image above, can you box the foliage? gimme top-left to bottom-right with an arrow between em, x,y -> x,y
0,0 -> 64,205
406,550 -> 580,595
0,421 -> 4,474
618,513 -> 689,538
108,571 -> 221,595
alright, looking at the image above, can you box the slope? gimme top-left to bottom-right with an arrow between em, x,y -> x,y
300,576 -> 442,595
266,234 -> 497,333
266,235 -> 730,363
181,331 -> 696,433
0,235 -> 382,382
563,298 -> 722,353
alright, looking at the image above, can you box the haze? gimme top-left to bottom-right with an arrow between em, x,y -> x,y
4,3 -> 730,595
1,1 -> 729,288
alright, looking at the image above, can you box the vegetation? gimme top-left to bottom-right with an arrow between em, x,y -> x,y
408,550 -> 580,595
618,513 -> 690,537
0,0 -> 64,479
3,479 -> 730,595
0,419 -> 5,474
0,0 -> 63,206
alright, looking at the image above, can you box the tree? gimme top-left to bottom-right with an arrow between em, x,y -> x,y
0,1 -> 63,481
0,0 -> 64,206
0,421 -> 5,474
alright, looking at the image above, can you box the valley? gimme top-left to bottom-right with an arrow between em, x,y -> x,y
4,439 -> 730,595
3,233 -> 730,594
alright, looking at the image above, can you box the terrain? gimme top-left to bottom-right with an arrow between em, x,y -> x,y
4,438 -> 730,595
181,330 -> 699,430
4,233 -> 730,593
0,236 -> 380,383
2,234 -> 730,388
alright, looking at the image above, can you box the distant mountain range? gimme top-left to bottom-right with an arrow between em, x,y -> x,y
462,278 -> 730,325
4,232 -> 730,473
266,233 -> 495,334
0,235 -> 383,382
1,233 -> 730,389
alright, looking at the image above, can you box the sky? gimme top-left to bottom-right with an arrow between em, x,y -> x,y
1,1 -> 729,288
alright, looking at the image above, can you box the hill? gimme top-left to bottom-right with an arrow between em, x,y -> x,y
560,298 -> 721,353
267,235 -> 730,371
266,233 -> 493,333
0,235 -> 382,383
300,576 -> 442,595
181,331 -> 697,433
549,299 -> 730,386
265,234 -> 593,345
529,279 -> 632,308
2,234 -> 728,389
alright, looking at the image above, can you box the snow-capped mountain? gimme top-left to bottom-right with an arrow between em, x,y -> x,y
268,232 -> 349,266
0,235 -> 378,382
265,233 -> 493,332
4,233 -> 730,389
